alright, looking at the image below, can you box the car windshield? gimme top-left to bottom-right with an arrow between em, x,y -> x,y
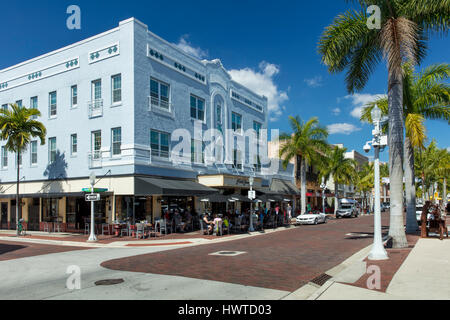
416,207 -> 423,212
340,205 -> 352,209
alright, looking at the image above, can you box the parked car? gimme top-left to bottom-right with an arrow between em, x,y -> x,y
295,211 -> 327,225
336,200 -> 359,218
381,203 -> 390,212
416,204 -> 433,225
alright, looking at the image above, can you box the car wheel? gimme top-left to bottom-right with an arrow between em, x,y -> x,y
314,218 -> 318,225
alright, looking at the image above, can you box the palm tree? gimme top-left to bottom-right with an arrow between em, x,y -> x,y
0,104 -> 46,236
361,63 -> 450,233
355,162 -> 374,212
279,116 -> 329,215
415,140 -> 441,201
319,0 -> 448,248
319,146 -> 357,215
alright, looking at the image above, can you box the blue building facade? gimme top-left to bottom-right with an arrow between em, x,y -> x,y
0,18 -> 294,231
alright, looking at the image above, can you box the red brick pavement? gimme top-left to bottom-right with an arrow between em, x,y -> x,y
0,241 -> 90,262
101,214 -> 393,292
344,234 -> 419,293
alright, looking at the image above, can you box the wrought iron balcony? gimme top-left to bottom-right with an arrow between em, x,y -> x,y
88,99 -> 103,118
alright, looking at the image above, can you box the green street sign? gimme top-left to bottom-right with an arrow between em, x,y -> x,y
82,188 -> 108,193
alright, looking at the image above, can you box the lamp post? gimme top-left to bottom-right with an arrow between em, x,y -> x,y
365,105 -> 388,261
87,172 -> 98,242
320,177 -> 326,215
248,176 -> 255,232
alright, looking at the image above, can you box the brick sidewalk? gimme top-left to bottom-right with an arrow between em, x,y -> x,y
342,234 -> 420,292
102,214 -> 392,292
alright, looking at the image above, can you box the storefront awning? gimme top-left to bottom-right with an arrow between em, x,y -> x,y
270,179 -> 300,196
0,192 -> 107,199
135,177 -> 218,197
200,194 -> 233,203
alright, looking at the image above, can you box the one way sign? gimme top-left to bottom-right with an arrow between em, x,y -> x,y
85,194 -> 100,202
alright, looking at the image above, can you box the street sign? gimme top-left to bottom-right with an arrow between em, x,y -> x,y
82,188 -> 108,193
85,194 -> 100,202
248,190 -> 256,200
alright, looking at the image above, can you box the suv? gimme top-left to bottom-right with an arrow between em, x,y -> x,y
336,203 -> 359,218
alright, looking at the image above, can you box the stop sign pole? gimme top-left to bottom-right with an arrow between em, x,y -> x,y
87,172 -> 98,242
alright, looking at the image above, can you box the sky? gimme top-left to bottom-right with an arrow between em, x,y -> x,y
0,0 -> 448,162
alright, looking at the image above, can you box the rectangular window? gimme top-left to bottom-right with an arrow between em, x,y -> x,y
49,91 -> 57,117
71,134 -> 77,156
91,131 -> 102,160
71,85 -> 78,107
49,137 -> 56,164
232,112 -> 242,133
111,127 -> 122,156
253,121 -> 262,139
92,79 -> 102,100
216,105 -> 222,125
1,146 -> 7,168
233,149 -> 242,170
191,139 -> 205,164
150,78 -> 170,110
1,104 -> 7,112
112,74 -> 122,104
31,141 -> 38,165
151,130 -> 170,159
190,95 -> 205,121
30,97 -> 38,119
16,100 -> 22,107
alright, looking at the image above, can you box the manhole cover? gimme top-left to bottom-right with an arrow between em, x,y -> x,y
209,251 -> 247,257
95,279 -> 124,286
310,273 -> 332,287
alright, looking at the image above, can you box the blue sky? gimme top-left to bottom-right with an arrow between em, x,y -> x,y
1,0 -> 448,161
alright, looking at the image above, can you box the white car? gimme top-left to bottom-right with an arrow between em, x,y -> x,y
296,212 -> 327,225
416,205 -> 433,225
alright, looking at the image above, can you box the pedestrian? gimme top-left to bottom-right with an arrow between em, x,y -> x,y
287,203 -> 292,220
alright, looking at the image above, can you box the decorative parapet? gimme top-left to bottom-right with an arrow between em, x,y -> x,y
88,43 -> 120,64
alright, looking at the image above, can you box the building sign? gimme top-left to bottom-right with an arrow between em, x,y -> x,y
198,174 -> 262,189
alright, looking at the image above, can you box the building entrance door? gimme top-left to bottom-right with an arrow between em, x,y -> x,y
28,199 -> 40,231
0,203 -> 7,229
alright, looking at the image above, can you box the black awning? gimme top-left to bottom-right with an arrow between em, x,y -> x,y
135,177 -> 218,196
0,192 -> 113,199
199,194 -> 232,203
270,179 -> 300,196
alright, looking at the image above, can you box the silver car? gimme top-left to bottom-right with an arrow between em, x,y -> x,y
336,204 -> 359,218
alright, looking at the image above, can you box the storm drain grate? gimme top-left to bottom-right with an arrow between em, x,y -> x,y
209,251 -> 247,257
310,273 -> 332,287
95,279 -> 124,286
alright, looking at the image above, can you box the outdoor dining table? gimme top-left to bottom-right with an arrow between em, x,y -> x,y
113,223 -> 127,237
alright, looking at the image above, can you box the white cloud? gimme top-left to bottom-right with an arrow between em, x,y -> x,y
174,35 -> 208,60
327,123 -> 362,135
304,76 -> 323,88
332,108 -> 341,116
228,61 -> 289,122
343,93 -> 386,119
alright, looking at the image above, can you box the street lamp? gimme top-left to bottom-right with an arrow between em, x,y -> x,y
320,177 -> 327,215
248,176 -> 255,232
364,105 -> 388,260
87,172 -> 98,242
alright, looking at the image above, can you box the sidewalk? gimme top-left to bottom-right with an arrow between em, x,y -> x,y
0,226 -> 295,248
312,237 -> 450,300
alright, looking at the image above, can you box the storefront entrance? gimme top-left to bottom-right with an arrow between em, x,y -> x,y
0,203 -> 7,229
28,198 -> 40,231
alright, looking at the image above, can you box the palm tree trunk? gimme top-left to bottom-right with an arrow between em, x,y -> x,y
334,181 -> 338,215
444,178 -> 447,204
301,158 -> 307,215
16,152 -> 20,236
388,70 -> 408,248
404,137 -> 418,233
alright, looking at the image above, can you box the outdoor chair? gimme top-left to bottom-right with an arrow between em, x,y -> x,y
136,223 -> 145,239
158,219 -> 169,236
120,224 -> 130,237
43,222 -> 51,233
101,223 -> 110,236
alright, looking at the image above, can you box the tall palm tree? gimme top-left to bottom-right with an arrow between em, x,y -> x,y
279,116 -> 329,215
319,146 -> 357,215
319,0 -> 449,248
0,104 -> 46,236
355,162 -> 375,212
361,63 -> 450,233
415,140 -> 441,201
